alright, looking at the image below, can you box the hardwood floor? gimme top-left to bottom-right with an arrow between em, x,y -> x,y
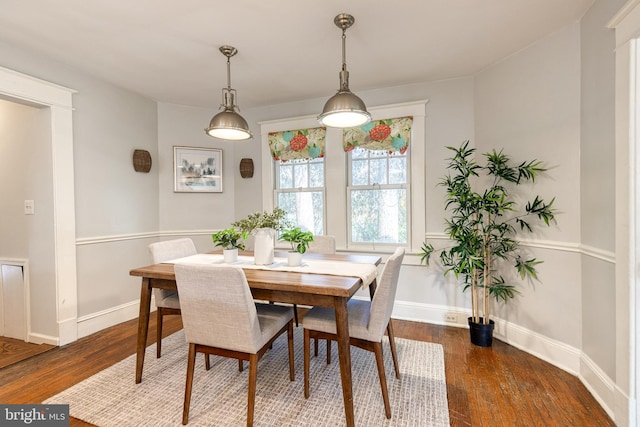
0,315 -> 614,426
0,336 -> 54,369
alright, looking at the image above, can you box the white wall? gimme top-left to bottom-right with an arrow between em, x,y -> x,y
474,23 -> 582,345
70,79 -> 159,319
579,0 -> 624,383
157,102 -> 238,234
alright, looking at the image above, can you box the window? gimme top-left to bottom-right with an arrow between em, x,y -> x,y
275,157 -> 325,235
348,147 -> 409,245
268,127 -> 326,235
260,100 -> 426,252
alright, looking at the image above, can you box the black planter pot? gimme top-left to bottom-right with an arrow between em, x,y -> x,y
468,317 -> 495,347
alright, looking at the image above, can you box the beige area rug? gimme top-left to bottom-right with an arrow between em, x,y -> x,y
45,327 -> 449,426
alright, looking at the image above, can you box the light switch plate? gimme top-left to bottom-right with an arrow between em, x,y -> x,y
24,200 -> 34,215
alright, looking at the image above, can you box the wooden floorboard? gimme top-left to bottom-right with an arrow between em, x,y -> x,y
0,315 -> 614,426
0,336 -> 54,369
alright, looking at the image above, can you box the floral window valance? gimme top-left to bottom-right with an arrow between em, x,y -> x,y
343,116 -> 412,154
268,127 -> 326,162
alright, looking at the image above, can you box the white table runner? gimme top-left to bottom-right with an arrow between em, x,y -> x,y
167,254 -> 378,288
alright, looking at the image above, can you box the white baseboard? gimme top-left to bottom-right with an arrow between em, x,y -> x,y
28,332 -> 59,346
28,317 -> 77,346
389,299 -> 619,423
493,318 -> 581,375
26,318 -> 78,346
57,316 -> 79,346
77,299 -> 156,339
580,353 -> 616,421
614,385 -> 634,427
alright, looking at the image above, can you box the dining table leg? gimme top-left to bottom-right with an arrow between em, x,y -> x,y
135,277 -> 152,384
334,296 -> 355,427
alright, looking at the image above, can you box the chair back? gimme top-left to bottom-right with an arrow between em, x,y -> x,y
149,238 -> 197,306
367,248 -> 405,341
149,238 -> 197,263
174,264 -> 263,353
307,235 -> 336,254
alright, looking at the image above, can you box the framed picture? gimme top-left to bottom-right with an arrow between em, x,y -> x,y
173,146 -> 223,193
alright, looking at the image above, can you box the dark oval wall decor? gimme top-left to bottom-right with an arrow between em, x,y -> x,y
239,158 -> 254,178
133,149 -> 152,173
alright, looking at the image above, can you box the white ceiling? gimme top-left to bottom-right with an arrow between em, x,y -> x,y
0,0 -> 594,109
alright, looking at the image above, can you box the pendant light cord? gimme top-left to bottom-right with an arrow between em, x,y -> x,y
340,29 -> 349,91
341,29 -> 347,72
226,56 -> 232,90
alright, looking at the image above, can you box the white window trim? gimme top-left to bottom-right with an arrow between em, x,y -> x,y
259,99 -> 427,253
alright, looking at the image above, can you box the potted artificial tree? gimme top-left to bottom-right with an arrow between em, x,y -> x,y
420,141 -> 556,346
232,207 -> 291,265
212,227 -> 247,263
280,227 -> 314,266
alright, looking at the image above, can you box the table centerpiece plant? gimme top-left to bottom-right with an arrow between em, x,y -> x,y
280,227 -> 314,266
232,207 -> 290,234
232,207 -> 291,265
212,227 -> 247,263
419,141 -> 556,346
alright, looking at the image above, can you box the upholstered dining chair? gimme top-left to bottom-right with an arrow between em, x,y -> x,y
302,247 -> 405,419
306,235 -> 336,352
174,264 -> 295,427
307,235 -> 336,255
277,234 -> 337,326
148,238 -> 197,358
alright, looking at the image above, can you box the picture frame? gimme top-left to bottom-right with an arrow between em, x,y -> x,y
173,146 -> 223,193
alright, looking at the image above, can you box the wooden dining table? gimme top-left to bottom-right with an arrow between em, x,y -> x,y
129,251 -> 381,427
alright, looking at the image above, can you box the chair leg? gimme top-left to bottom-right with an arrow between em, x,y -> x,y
304,329 -> 310,399
287,321 -> 295,381
156,309 -> 163,358
182,343 -> 197,425
239,360 -> 244,372
205,354 -> 211,371
314,338 -> 318,357
247,354 -> 258,427
326,340 -> 331,364
387,320 -> 400,379
373,341 -> 391,419
293,304 -> 299,326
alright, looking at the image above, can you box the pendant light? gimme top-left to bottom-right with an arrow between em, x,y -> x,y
318,14 -> 371,128
205,45 -> 252,140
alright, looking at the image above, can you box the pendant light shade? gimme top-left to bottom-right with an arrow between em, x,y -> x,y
318,14 -> 371,128
205,46 -> 252,140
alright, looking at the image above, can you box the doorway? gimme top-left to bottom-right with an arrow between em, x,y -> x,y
0,66 -> 78,346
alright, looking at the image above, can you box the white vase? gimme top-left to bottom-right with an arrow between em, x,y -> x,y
287,251 -> 303,267
253,228 -> 275,265
223,248 -> 238,263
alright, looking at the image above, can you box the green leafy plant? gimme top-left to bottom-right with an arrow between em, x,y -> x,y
211,227 -> 247,250
280,227 -> 314,254
232,207 -> 291,234
420,141 -> 556,325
